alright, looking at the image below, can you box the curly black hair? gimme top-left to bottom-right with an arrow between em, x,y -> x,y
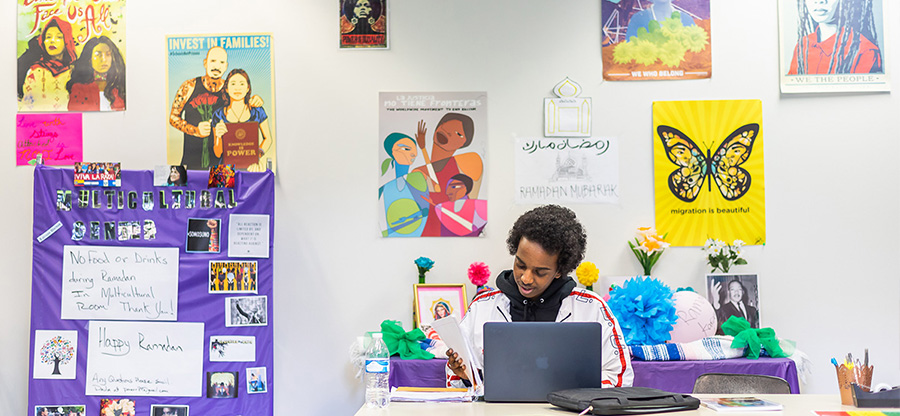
506,205 -> 586,278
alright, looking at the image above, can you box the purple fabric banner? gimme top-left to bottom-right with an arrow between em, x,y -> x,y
28,165 -> 274,415
390,356 -> 800,394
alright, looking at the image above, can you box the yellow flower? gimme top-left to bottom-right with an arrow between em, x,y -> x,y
632,39 -> 660,66
639,236 -> 670,254
576,261 -> 600,287
683,25 -> 709,52
636,226 -> 660,242
613,41 -> 635,64
658,39 -> 687,67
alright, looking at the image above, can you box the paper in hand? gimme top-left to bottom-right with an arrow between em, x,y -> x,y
431,315 -> 481,388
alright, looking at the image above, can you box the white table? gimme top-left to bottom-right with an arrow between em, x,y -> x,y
354,394 -> 896,416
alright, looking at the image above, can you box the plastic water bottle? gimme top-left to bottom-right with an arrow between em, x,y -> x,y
365,332 -> 390,408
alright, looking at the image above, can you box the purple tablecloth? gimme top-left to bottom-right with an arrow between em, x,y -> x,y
389,356 -> 800,394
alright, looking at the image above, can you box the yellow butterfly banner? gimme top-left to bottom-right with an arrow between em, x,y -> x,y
653,100 -> 765,247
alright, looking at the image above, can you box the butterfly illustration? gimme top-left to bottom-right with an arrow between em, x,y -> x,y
658,123 -> 759,202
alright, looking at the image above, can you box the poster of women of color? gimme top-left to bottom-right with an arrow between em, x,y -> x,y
778,0 -> 889,93
17,0 -> 126,112
378,92 -> 487,237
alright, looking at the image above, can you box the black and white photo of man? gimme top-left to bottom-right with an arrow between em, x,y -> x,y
707,274 -> 760,334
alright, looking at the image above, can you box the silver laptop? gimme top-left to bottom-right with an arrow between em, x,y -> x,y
482,322 -> 604,402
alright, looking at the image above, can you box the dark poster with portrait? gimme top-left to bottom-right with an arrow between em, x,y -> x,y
601,0 -> 711,81
340,0 -> 388,48
778,0 -> 889,93
28,166 -> 274,415
17,0 -> 127,112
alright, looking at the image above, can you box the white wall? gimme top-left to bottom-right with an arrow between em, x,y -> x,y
2,1 -> 898,414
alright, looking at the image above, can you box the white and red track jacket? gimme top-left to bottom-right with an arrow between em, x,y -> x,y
445,287 -> 634,388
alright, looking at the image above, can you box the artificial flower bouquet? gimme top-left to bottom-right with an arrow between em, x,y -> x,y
703,239 -> 747,273
414,256 -> 434,284
627,227 -> 670,275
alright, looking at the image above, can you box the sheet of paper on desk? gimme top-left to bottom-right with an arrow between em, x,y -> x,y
431,315 -> 481,388
391,387 -> 474,402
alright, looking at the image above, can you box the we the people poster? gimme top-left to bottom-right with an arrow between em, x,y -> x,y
166,34 -> 276,173
17,0 -> 126,112
378,92 -> 487,237
778,0 -> 888,93
652,100 -> 765,247
601,0 -> 710,81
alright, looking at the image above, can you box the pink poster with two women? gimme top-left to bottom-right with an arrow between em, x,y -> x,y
17,0 -> 126,112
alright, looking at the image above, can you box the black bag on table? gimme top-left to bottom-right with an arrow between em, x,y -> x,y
547,387 -> 700,415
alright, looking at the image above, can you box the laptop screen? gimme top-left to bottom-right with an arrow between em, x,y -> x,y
482,322 -> 605,402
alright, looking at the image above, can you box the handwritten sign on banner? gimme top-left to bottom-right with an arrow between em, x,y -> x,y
86,321 -> 204,396
61,246 -> 179,321
514,137 -> 620,204
16,114 -> 83,166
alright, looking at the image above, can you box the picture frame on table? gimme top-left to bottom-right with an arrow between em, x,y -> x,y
413,284 -> 467,329
705,273 -> 760,335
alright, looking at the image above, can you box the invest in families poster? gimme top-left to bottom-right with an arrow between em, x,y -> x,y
601,0 -> 710,81
166,33 -> 276,173
378,92 -> 487,237
17,0 -> 126,112
653,100 -> 765,247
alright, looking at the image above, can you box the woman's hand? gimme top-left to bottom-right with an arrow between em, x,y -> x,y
446,348 -> 468,380
214,123 -> 228,138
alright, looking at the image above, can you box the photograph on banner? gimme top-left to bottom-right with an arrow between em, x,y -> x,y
16,114 -> 82,166
33,330 -> 77,379
378,92 -> 487,237
166,34 -> 276,172
778,0 -> 888,93
247,367 -> 267,394
100,399 -> 135,416
207,371 -> 239,398
17,0 -> 126,112
209,261 -> 258,293
208,164 -> 236,188
601,0 -> 711,81
60,246 -> 179,321
74,162 -> 120,187
153,165 -> 188,187
706,274 -> 760,334
34,405 -> 85,416
150,405 -> 188,416
340,0 -> 388,48
227,214 -> 270,258
86,321 -> 204,396
186,218 -> 221,253
209,335 -> 256,362
514,137 -> 619,205
225,296 -> 267,327
653,100 -> 765,247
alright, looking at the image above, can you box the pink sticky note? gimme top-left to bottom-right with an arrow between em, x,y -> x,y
16,113 -> 83,166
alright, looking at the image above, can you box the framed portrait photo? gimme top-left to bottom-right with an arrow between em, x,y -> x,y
413,284 -> 467,329
705,273 -> 760,335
